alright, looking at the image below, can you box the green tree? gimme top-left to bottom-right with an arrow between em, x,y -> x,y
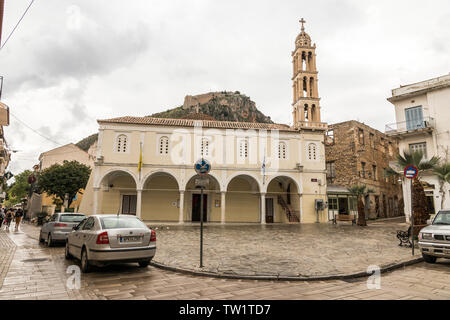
347,185 -> 375,226
37,160 -> 91,208
386,150 -> 440,226
4,170 -> 32,207
432,162 -> 450,210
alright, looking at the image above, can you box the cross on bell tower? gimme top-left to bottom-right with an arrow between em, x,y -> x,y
291,18 -> 321,128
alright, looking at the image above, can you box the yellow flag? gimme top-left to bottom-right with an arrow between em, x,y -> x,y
138,143 -> 143,172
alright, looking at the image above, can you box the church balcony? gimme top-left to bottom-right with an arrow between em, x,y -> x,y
296,121 -> 328,130
385,117 -> 435,137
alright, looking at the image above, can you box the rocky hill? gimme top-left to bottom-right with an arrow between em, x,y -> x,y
76,91 -> 273,150
150,91 -> 273,123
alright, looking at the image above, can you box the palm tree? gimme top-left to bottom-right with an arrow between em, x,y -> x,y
386,150 -> 440,226
432,162 -> 450,210
347,185 -> 375,226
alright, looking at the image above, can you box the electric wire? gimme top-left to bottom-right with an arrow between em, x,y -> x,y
0,0 -> 36,51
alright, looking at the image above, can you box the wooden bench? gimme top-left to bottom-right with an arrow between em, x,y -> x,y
333,214 -> 356,225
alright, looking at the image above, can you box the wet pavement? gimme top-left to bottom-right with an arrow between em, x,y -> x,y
0,221 -> 449,300
151,218 -> 420,277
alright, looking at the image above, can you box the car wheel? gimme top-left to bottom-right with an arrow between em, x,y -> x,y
47,234 -> 53,247
422,253 -> 437,264
39,232 -> 44,243
81,248 -> 90,273
138,260 -> 151,268
65,241 -> 72,260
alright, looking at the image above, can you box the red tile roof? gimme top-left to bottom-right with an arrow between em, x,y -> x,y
98,116 -> 296,131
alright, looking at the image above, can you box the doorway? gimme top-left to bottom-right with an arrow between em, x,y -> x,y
265,198 -> 274,223
192,194 -> 208,222
122,195 -> 137,215
338,197 -> 349,214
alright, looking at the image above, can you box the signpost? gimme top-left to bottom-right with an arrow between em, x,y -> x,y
194,158 -> 211,268
404,165 -> 418,256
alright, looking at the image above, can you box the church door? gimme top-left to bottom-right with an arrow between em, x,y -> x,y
192,194 -> 207,222
122,195 -> 137,215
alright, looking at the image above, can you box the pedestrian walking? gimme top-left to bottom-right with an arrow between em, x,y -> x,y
0,208 -> 5,228
4,209 -> 13,232
14,208 -> 24,232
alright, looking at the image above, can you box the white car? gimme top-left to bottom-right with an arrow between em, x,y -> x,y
418,210 -> 450,263
65,214 -> 156,273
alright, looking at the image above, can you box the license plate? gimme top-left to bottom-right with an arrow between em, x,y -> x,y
119,236 -> 142,243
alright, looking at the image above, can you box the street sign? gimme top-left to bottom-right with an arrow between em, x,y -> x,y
194,158 -> 211,175
404,165 -> 418,179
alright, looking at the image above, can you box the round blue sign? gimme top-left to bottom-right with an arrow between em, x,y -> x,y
195,158 -> 211,175
404,165 -> 418,179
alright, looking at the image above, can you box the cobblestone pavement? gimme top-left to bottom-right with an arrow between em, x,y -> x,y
0,221 -> 449,300
151,218 -> 419,277
0,227 -> 16,288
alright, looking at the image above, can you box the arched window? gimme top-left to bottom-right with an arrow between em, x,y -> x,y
278,142 -> 287,159
116,134 -> 128,153
201,138 -> 209,157
239,138 -> 248,159
159,136 -> 169,155
308,143 -> 317,160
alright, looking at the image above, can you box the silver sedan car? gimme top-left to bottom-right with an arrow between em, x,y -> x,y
65,214 -> 156,273
39,213 -> 86,247
418,210 -> 450,263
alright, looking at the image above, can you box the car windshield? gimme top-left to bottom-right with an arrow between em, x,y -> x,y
60,214 -> 86,223
433,211 -> 450,225
100,216 -> 147,229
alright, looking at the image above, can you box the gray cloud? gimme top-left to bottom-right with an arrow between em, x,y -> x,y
1,0 -> 449,174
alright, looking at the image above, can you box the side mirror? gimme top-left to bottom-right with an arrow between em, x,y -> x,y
426,219 -> 431,225
72,226 -> 78,230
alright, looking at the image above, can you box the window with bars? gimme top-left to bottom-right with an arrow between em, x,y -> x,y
278,142 -> 287,159
159,136 -> 169,155
308,143 -> 317,160
326,161 -> 336,180
201,138 -> 209,157
116,134 -> 128,153
239,138 -> 249,159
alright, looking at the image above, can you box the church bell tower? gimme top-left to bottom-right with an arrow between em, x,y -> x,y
292,19 -> 322,128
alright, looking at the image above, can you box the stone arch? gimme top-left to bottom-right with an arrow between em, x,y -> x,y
184,171 -> 223,192
264,175 -> 300,194
225,173 -> 262,193
140,169 -> 180,191
141,170 -> 180,222
95,168 -> 138,189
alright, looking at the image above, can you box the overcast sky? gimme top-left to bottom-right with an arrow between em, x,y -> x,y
1,0 -> 449,175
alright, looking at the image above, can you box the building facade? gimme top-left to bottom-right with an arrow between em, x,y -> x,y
325,121 -> 403,221
30,143 -> 93,215
79,20 -> 329,224
386,74 -> 450,220
0,101 -> 11,203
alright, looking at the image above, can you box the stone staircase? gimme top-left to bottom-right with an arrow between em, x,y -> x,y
277,195 -> 300,222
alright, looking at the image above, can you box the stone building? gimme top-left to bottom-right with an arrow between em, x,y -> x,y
79,19 -> 329,224
386,73 -> 450,220
325,120 -> 403,220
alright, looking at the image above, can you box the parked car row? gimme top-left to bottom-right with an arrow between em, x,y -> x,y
40,213 -> 156,273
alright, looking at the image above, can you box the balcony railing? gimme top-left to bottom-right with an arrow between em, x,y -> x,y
385,117 -> 435,135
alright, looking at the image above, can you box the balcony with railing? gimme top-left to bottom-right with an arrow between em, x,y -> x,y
385,117 -> 435,136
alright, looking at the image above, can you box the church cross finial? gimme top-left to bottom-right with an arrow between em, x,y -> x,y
299,18 -> 306,31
